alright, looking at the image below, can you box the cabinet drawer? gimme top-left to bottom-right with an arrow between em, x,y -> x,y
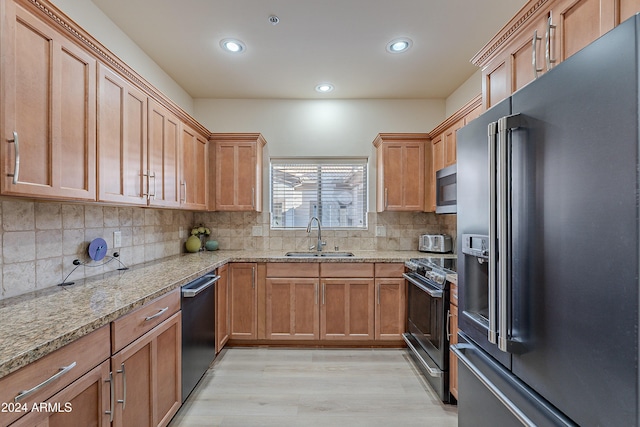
0,325 -> 109,426
320,263 -> 374,278
266,262 -> 319,278
111,289 -> 180,353
374,263 -> 404,278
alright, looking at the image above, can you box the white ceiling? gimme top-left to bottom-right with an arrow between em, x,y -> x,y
90,0 -> 526,100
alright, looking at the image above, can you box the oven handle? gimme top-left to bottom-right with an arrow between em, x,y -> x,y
402,334 -> 442,378
403,273 -> 443,298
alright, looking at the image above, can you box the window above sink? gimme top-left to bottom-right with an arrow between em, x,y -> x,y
270,158 -> 368,230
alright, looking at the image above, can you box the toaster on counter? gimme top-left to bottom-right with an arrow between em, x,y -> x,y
419,234 -> 452,253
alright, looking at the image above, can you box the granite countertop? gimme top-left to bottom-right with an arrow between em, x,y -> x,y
0,249 -> 448,379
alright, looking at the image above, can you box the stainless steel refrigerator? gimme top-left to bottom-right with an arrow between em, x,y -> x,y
454,15 -> 639,427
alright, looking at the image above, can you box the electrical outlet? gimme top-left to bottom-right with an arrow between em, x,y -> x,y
375,225 -> 386,237
113,231 -> 122,248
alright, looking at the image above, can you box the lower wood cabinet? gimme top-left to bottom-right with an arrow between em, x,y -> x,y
110,311 -> 181,427
0,326 -> 110,427
266,278 -> 320,340
216,263 -> 230,353
229,263 -> 258,339
449,281 -> 459,400
321,278 -> 375,340
374,263 -> 407,341
10,360 -> 111,427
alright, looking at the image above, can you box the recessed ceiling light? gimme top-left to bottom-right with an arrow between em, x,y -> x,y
220,38 -> 246,53
315,83 -> 334,93
386,38 -> 413,54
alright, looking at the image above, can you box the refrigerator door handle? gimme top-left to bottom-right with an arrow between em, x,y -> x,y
487,121 -> 499,345
452,343 -> 536,427
497,114 -> 524,353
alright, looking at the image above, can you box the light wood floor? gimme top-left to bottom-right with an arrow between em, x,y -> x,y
169,347 -> 458,427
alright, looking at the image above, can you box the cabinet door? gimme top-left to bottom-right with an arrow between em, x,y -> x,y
443,119 -> 464,168
111,312 -> 181,427
1,0 -> 96,200
216,264 -> 230,353
11,360 -> 111,427
510,12 -> 551,92
148,99 -> 181,208
482,49 -> 510,110
229,263 -> 257,339
375,278 -> 406,341
215,142 -> 257,211
618,0 -> 640,22
180,124 -> 207,210
551,0 -> 615,61
321,279 -> 375,340
266,278 -> 319,340
97,65 -> 147,205
380,142 -> 425,211
449,303 -> 459,400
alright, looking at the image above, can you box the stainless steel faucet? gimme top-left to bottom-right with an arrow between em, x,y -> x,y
306,216 -> 326,252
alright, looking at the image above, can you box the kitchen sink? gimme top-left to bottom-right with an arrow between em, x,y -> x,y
284,251 -> 355,258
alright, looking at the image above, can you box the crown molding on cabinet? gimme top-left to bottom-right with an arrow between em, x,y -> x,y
23,0 -> 211,137
471,0 -> 551,67
429,94 -> 482,137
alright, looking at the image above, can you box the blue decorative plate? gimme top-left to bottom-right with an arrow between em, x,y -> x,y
88,238 -> 108,261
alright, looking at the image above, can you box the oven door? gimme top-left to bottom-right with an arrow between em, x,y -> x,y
403,272 -> 450,402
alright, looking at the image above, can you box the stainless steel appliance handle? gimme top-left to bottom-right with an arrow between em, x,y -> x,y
8,131 -> 19,184
402,334 -> 442,377
403,273 -> 443,298
497,116 -> 510,353
117,363 -> 126,409
145,306 -> 169,321
105,371 -> 114,422
488,121 -> 498,345
545,14 -> 556,71
496,114 -> 523,353
14,362 -> 77,402
446,309 -> 452,340
182,275 -> 220,298
452,344 -> 536,427
532,30 -> 543,79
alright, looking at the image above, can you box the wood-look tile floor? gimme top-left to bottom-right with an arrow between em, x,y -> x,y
169,348 -> 458,427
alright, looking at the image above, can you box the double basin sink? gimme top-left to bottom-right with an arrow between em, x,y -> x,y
284,251 -> 354,258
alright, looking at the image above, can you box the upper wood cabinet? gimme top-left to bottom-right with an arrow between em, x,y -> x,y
210,133 -> 266,212
98,64 -> 148,206
1,0 -> 96,201
148,99 -> 181,208
427,96 -> 482,212
373,133 -> 428,212
180,124 -> 208,210
474,0 -> 640,110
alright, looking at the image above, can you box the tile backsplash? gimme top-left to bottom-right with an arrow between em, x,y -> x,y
193,211 -> 456,253
1,198 -> 456,300
0,198 -> 194,300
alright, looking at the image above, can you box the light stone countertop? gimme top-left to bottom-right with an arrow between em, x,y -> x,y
0,249 -> 456,379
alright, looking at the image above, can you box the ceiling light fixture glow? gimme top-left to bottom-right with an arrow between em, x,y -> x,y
386,38 -> 413,53
315,83 -> 334,93
220,38 -> 246,53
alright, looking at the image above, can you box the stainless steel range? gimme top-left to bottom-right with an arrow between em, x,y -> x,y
403,257 -> 456,403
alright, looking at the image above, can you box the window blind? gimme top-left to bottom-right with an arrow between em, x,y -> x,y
270,159 -> 367,229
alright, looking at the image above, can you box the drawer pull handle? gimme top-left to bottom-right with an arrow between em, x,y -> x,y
145,306 -> 169,321
14,361 -> 77,402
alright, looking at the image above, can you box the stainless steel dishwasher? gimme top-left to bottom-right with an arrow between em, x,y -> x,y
181,270 -> 220,402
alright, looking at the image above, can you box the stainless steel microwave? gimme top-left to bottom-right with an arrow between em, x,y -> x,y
435,164 -> 456,214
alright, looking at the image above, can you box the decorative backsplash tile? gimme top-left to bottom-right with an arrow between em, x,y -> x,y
0,196 -> 456,300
